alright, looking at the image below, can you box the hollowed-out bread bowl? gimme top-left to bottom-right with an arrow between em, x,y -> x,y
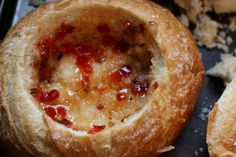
0,0 -> 204,156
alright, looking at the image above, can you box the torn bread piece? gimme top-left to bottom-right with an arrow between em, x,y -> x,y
207,54 -> 236,83
207,78 -> 236,156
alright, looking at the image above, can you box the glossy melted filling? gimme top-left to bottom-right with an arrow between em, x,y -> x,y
31,16 -> 158,134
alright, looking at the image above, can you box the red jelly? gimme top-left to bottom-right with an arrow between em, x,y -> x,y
37,36 -> 54,56
58,118 -> 73,128
110,71 -> 122,83
44,106 -> 57,119
75,45 -> 104,88
153,81 -> 158,90
44,105 -> 72,128
110,65 -> 132,83
41,89 -> 59,103
88,125 -> 105,134
132,81 -> 149,96
31,88 -> 43,101
116,93 -> 127,101
44,105 -> 68,121
56,105 -> 67,117
31,89 -> 59,103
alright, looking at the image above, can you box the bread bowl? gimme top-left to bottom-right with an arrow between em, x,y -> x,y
0,0 -> 204,157
207,78 -> 236,157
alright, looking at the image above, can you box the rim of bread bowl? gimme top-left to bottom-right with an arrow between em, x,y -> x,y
0,0 -> 204,156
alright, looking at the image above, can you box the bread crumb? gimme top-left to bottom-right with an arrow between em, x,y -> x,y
193,14 -> 219,49
226,36 -> 233,45
194,150 -> 199,157
207,54 -> 236,83
199,147 -> 204,152
157,146 -> 175,153
175,0 -> 236,52
177,13 -> 189,27
229,16 -> 236,32
198,107 -> 211,121
175,0 -> 210,23
212,0 -> 236,14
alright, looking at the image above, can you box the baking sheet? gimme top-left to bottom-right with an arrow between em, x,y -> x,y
1,0 -> 235,156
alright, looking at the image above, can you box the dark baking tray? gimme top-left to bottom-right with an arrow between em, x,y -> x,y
0,0 -> 235,156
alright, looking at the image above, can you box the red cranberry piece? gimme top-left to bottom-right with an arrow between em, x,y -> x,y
96,104 -> 104,110
97,24 -> 110,33
88,125 -> 105,134
110,65 -> 132,83
76,55 -> 92,88
44,105 -> 67,119
44,105 -> 72,128
59,118 -> 72,128
41,89 -> 59,103
44,106 -> 57,119
110,71 -> 122,83
76,55 -> 92,73
153,81 -> 158,90
132,81 -> 149,96
48,89 -> 59,99
116,93 -> 127,101
31,88 -> 43,101
75,45 -> 104,88
56,105 -> 67,117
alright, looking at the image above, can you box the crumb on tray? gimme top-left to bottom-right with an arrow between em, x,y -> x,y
175,0 -> 236,53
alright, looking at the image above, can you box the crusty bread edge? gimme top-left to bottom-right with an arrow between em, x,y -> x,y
207,78 -> 236,156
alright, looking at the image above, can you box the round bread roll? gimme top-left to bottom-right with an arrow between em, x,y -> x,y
207,78 -> 236,157
0,0 -> 204,157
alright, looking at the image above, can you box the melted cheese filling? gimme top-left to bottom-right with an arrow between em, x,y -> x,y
31,7 -> 158,132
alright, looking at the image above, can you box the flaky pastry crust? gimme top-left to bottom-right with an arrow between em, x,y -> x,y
0,0 -> 204,157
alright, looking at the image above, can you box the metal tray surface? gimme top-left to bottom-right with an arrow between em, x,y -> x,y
0,0 -> 235,157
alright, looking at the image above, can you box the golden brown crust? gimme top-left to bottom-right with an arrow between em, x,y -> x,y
207,79 -> 236,157
0,0 -> 204,157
